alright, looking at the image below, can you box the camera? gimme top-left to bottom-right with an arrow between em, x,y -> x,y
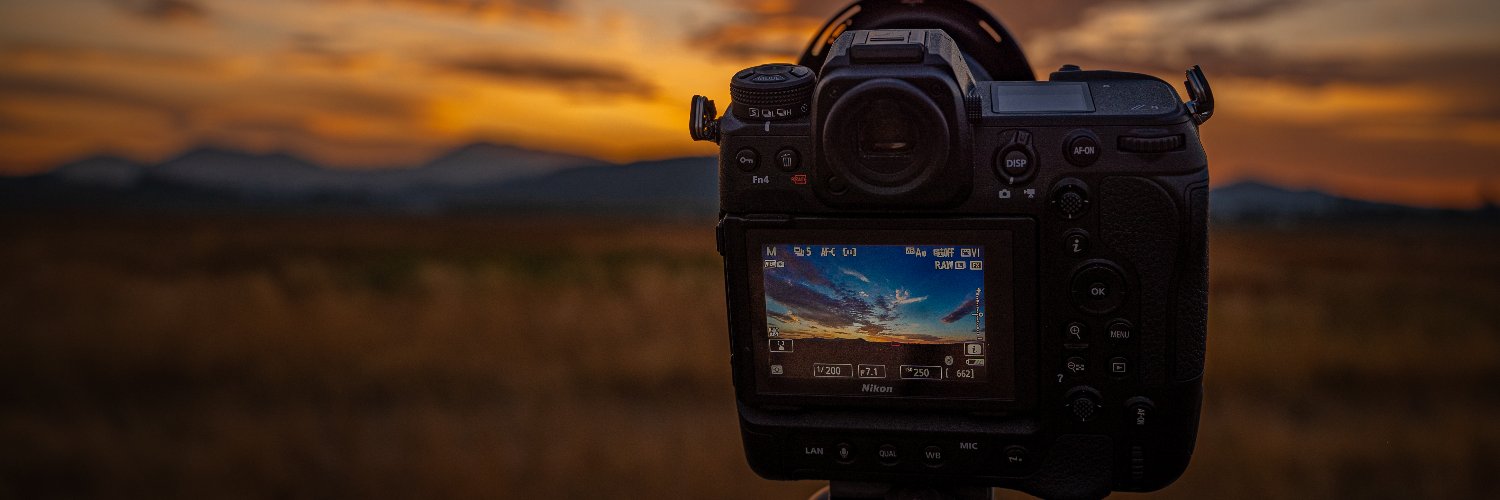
689,2 -> 1213,498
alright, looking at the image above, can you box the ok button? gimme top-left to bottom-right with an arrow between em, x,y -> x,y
1071,263 -> 1125,315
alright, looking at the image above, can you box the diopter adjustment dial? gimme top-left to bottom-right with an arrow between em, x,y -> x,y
729,64 -> 815,121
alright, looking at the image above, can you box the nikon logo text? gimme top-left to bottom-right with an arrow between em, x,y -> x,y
862,384 -> 893,394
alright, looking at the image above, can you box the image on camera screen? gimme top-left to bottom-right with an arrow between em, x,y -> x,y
761,244 -> 987,383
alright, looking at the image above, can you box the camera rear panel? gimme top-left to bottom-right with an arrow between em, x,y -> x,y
706,28 -> 1211,500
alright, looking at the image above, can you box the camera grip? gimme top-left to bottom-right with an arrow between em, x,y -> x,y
1098,175 -> 1209,385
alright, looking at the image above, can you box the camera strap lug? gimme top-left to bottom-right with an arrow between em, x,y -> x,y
1183,65 -> 1213,125
689,95 -> 721,143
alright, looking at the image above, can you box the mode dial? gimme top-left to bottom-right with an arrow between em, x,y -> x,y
730,64 -> 815,121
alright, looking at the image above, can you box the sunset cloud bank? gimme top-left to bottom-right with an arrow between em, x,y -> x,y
0,0 -> 1496,207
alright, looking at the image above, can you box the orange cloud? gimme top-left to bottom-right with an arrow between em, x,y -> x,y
0,0 -> 1496,209
110,0 -> 209,24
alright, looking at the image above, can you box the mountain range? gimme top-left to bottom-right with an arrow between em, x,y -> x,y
0,143 -> 715,215
1,143 -> 1492,222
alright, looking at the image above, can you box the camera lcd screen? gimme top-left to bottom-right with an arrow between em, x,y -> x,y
758,243 -> 1002,397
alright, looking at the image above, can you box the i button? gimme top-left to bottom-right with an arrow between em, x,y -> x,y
1064,230 -> 1090,256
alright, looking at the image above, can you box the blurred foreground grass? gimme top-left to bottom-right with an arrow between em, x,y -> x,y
1,215 -> 1497,498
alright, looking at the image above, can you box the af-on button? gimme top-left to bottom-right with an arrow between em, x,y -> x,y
1125,397 -> 1155,430
1064,131 -> 1101,167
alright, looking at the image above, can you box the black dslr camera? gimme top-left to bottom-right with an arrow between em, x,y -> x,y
688,1 -> 1213,498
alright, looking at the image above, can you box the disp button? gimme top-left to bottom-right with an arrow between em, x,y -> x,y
992,129 -> 1036,185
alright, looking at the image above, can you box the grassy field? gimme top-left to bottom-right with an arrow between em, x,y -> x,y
1,215 -> 1496,499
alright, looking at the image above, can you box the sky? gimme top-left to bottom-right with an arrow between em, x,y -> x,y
764,244 -> 984,344
0,0 -> 1497,207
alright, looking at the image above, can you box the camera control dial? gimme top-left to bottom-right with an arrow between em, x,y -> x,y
730,64 -> 815,121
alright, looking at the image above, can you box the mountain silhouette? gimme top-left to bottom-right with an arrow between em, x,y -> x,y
480,157 -> 716,211
0,146 -> 1488,221
1209,180 -> 1457,222
152,147 -> 335,196
415,142 -> 607,188
51,155 -> 145,189
0,143 -> 714,214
